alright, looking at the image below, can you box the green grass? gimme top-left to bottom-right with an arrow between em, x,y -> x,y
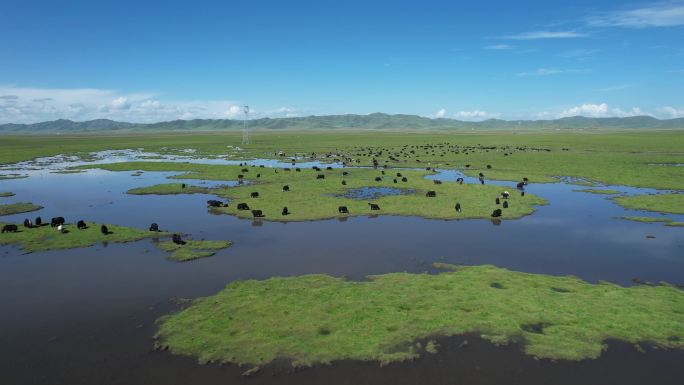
621,216 -> 673,223
81,162 -> 546,221
0,221 -> 167,253
573,188 -> 621,195
0,202 -> 43,216
0,192 -> 15,197
2,131 -> 684,190
127,183 -> 211,195
155,239 -> 233,261
614,194 -> 684,215
0,174 -> 28,180
155,264 -> 684,369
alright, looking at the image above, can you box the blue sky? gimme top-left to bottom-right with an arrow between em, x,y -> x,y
1,0 -> 683,123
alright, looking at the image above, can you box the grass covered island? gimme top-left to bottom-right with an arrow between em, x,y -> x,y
156,239 -> 233,261
573,188 -> 621,195
614,194 -> 684,215
84,162 -> 547,222
155,264 -> 684,369
127,183 -> 211,195
621,216 -> 684,227
0,202 -> 43,216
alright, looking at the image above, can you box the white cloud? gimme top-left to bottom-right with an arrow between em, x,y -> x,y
483,44 -> 514,50
435,108 -> 447,118
453,110 -> 500,121
516,68 -> 589,76
658,106 -> 684,118
501,30 -> 586,40
0,85 -> 306,124
588,3 -> 684,28
557,103 -> 649,118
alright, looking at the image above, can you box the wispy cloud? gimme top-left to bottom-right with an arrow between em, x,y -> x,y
483,44 -> 514,50
588,2 -> 684,28
0,85 -> 303,124
592,84 -> 634,92
501,30 -> 587,40
516,68 -> 590,76
435,108 -> 447,118
557,103 -> 648,118
558,48 -> 601,59
658,106 -> 684,118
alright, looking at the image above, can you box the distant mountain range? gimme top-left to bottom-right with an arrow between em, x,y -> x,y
1,113 -> 683,134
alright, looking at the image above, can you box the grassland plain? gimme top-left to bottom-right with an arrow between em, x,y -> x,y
82,162 -> 546,221
0,221 -> 167,253
2,131 -> 684,189
156,239 -> 233,261
127,183 -> 211,195
0,202 -> 43,216
613,194 -> 684,215
154,264 -> 684,369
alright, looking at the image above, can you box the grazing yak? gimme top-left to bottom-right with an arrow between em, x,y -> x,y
296,168 -> 301,172
237,203 -> 250,210
2,224 -> 18,233
50,217 -> 65,227
250,192 -> 259,198
368,203 -> 380,210
426,191 -> 437,197
455,203 -> 462,212
77,220 -> 87,229
501,191 -> 510,199
341,180 -> 347,185
238,174 -> 244,179
487,164 -> 492,169
342,171 -> 349,176
149,223 -> 160,232
326,166 -> 333,170
516,181 -> 525,189
207,200 -> 227,208
251,209 -> 265,218
256,174 -> 261,178
479,177 -> 485,185
282,185 -> 290,192
491,209 -> 502,218
393,179 -> 398,183
181,183 -> 186,189
374,177 -> 382,182
172,233 -> 186,245
100,225 -> 109,235
317,174 -> 325,179
241,168 -> 249,173
495,198 -> 500,205
282,207 -> 289,216
521,191 -> 525,197
456,178 -> 464,184
35,217 -> 42,226
503,201 -> 509,209
401,177 -> 408,182
433,180 -> 442,185
338,206 -> 349,214
396,172 -> 402,177
23,219 -> 32,228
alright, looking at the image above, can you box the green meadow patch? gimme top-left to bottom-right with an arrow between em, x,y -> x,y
573,188 -> 621,195
155,239 -> 233,261
155,264 -> 684,369
83,162 -> 546,222
127,183 -> 211,195
614,194 -> 684,215
0,202 -> 43,216
0,192 -> 15,198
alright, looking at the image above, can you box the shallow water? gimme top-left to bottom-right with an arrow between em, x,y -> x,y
1,152 -> 684,384
334,186 -> 416,200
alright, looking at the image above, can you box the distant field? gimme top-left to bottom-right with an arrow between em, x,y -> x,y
2,131 -> 684,190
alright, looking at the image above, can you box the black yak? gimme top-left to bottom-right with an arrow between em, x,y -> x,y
317,174 -> 325,179
521,191 -> 525,197
77,220 -> 87,229
491,209 -> 502,218
368,203 -> 380,210
282,207 -> 289,216
503,201 -> 509,209
401,177 -> 408,182
100,225 -> 109,235
50,217 -> 65,227
341,180 -> 347,185
35,217 -> 42,226
2,224 -> 18,233
374,177 -> 382,182
251,209 -> 265,218
282,185 -> 290,192
207,200 -> 227,208
149,223 -> 160,232
23,218 -> 32,228
250,192 -> 259,198
172,233 -> 186,245
495,198 -> 500,205
338,206 -> 349,214
433,180 -> 442,185
237,203 -> 250,210
455,203 -> 462,212
426,191 -> 437,197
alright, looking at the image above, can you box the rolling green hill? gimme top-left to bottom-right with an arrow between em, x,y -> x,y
1,113 -> 683,134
